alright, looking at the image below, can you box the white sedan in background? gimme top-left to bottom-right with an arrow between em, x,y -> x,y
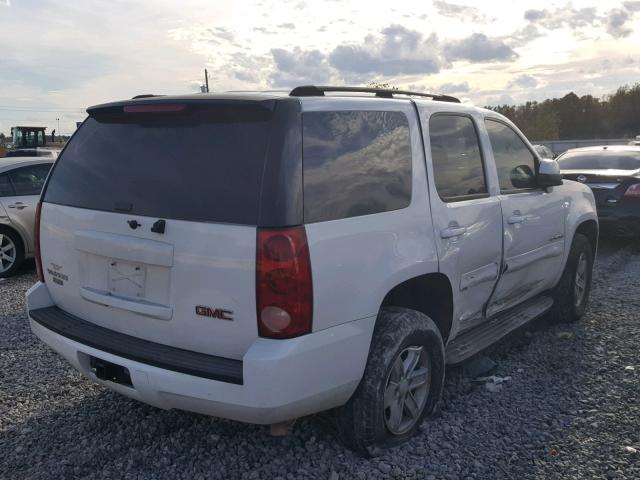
0,157 -> 54,277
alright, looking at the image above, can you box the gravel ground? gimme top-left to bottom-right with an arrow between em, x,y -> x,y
1,239 -> 639,480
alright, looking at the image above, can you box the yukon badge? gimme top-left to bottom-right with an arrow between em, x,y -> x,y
195,305 -> 234,321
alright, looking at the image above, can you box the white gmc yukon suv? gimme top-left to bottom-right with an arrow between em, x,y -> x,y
27,86 -> 598,455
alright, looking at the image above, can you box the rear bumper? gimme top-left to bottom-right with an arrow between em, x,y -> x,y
597,210 -> 640,236
598,217 -> 640,236
26,282 -> 375,424
596,197 -> 640,236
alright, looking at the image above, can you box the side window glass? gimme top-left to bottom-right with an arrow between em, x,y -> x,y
0,174 -> 14,197
302,111 -> 412,222
485,119 -> 537,191
428,114 -> 487,201
8,164 -> 51,196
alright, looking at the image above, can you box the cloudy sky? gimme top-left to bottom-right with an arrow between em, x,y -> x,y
0,0 -> 639,135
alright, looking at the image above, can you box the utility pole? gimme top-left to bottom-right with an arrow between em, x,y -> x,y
204,69 -> 210,93
56,118 -> 60,139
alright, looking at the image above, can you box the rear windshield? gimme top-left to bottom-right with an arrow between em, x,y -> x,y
44,103 -> 273,224
558,150 -> 640,170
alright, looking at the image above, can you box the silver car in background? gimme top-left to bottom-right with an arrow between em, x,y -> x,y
0,157 -> 54,277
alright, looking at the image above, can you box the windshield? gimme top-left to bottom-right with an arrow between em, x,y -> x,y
557,150 -> 640,171
6,149 -> 53,158
44,103 -> 273,225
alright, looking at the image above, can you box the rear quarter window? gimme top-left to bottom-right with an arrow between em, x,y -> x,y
302,110 -> 412,223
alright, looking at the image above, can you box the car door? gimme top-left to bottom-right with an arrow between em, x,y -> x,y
484,118 -> 566,317
419,110 -> 503,336
0,163 -> 52,254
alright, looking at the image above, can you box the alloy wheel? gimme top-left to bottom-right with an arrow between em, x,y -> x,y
383,345 -> 431,435
574,252 -> 588,307
0,233 -> 17,274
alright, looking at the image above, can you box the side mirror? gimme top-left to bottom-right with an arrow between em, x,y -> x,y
537,158 -> 563,188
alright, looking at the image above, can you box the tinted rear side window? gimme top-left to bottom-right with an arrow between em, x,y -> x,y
302,111 -> 412,223
44,104 -> 273,225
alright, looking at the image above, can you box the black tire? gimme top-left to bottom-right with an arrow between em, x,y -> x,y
0,228 -> 25,278
335,307 -> 445,457
548,233 -> 593,323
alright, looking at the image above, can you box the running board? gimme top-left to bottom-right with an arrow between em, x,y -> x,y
445,296 -> 553,364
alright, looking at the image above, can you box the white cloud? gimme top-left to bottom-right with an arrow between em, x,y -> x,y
443,33 -> 517,62
328,25 -> 444,77
524,6 -> 598,30
524,2 -> 640,39
438,82 -> 470,94
0,0 -> 639,134
433,1 -> 492,23
508,74 -> 538,89
605,8 -> 634,38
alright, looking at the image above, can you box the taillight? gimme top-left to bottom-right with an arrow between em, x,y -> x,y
624,183 -> 640,198
123,104 -> 187,113
34,201 -> 44,282
256,226 -> 313,339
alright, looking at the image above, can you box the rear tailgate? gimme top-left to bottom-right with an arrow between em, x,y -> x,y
40,204 -> 257,360
38,98 -> 302,360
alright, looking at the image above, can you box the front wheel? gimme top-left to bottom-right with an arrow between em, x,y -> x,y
548,233 -> 594,322
335,307 -> 445,457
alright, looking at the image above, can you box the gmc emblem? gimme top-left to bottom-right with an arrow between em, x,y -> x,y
195,306 -> 234,321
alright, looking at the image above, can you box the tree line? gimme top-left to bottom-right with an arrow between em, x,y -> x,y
487,83 -> 640,141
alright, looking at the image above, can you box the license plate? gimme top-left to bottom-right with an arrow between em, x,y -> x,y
108,259 -> 146,299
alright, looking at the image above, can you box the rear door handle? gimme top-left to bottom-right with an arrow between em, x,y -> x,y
508,215 -> 525,224
8,202 -> 28,210
440,226 -> 467,238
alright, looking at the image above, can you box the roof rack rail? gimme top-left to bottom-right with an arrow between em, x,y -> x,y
131,94 -> 159,99
289,85 -> 461,103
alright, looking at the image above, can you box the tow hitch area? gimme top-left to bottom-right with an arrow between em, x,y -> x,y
89,356 -> 133,387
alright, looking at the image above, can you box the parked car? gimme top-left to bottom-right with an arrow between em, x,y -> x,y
0,157 -> 54,276
558,145 -> 640,235
26,86 -> 598,455
5,148 -> 60,159
533,144 -> 555,159
628,135 -> 640,146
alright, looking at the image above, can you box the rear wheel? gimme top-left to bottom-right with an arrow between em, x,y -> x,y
335,307 -> 445,457
0,229 -> 24,278
548,233 -> 593,322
